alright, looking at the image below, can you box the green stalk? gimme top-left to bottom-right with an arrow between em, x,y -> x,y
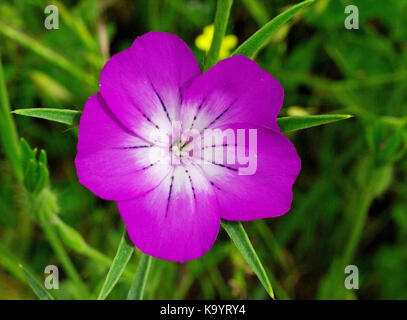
97,229 -> 134,300
0,53 -> 23,181
19,264 -> 55,300
0,23 -> 96,86
221,220 -> 274,298
36,190 -> 89,299
127,254 -> 153,300
232,0 -> 314,58
242,0 -> 270,26
341,192 -> 373,266
204,0 -> 234,71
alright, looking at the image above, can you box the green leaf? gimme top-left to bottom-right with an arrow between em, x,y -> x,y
232,0 -> 315,58
13,108 -> 81,125
127,254 -> 153,300
204,0 -> 234,71
24,159 -> 39,193
277,114 -> 352,133
97,229 -> 134,300
221,220 -> 274,298
0,22 -> 96,86
0,54 -> 23,181
20,138 -> 36,170
242,0 -> 270,26
19,264 -> 55,300
53,216 -> 87,253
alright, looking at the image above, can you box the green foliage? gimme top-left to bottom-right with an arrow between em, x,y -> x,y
277,114 -> 352,133
221,220 -> 274,298
20,138 -> 49,194
14,108 -> 81,125
19,264 -> 55,300
204,0 -> 234,70
97,230 -> 134,300
127,254 -> 153,300
232,0 -> 315,58
0,0 -> 406,300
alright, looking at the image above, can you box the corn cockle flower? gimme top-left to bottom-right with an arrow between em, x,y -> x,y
75,32 -> 301,262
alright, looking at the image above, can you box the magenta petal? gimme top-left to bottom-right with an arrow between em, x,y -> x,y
99,32 -> 201,137
180,55 -> 283,132
118,165 -> 220,262
75,94 -> 172,201
199,124 -> 301,221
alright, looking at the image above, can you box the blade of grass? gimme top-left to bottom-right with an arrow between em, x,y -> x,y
0,23 -> 96,86
221,220 -> 274,298
278,114 -> 352,133
0,53 -> 23,181
13,108 -> 81,125
127,254 -> 153,300
50,0 -> 98,52
242,0 -> 270,26
232,0 -> 315,58
36,189 -> 89,299
19,264 -> 55,300
97,229 -> 134,300
204,0 -> 234,71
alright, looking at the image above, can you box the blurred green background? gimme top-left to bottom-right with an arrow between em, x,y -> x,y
1,0 -> 407,300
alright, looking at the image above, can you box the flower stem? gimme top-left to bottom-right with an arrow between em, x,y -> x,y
97,228 -> 134,300
0,52 -> 23,181
221,220 -> 274,298
127,254 -> 153,300
204,0 -> 234,71
36,190 -> 89,299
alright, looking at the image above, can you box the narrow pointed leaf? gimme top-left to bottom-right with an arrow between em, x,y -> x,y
127,254 -> 153,300
0,54 -> 23,180
97,229 -> 134,300
277,114 -> 352,133
232,0 -> 315,58
19,264 -> 55,300
13,108 -> 81,125
221,220 -> 274,298
0,23 -> 95,85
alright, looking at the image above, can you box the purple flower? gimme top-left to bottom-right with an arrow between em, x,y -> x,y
75,32 -> 300,262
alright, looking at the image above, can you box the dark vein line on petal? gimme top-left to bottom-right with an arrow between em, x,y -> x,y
179,87 -> 183,105
190,162 -> 222,191
201,143 -> 235,150
209,180 -> 221,191
166,175 -> 175,216
206,107 -> 230,128
184,169 -> 196,199
189,98 -> 206,131
197,157 -> 238,172
205,98 -> 239,130
141,160 -> 160,170
112,145 -> 153,150
151,82 -> 172,124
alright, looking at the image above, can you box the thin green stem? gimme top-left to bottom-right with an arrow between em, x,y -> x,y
0,23 -> 96,87
127,254 -> 153,300
204,0 -> 234,71
232,0 -> 314,58
0,53 -> 23,181
342,191 -> 374,266
37,190 -> 89,299
97,228 -> 134,300
221,220 -> 274,298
